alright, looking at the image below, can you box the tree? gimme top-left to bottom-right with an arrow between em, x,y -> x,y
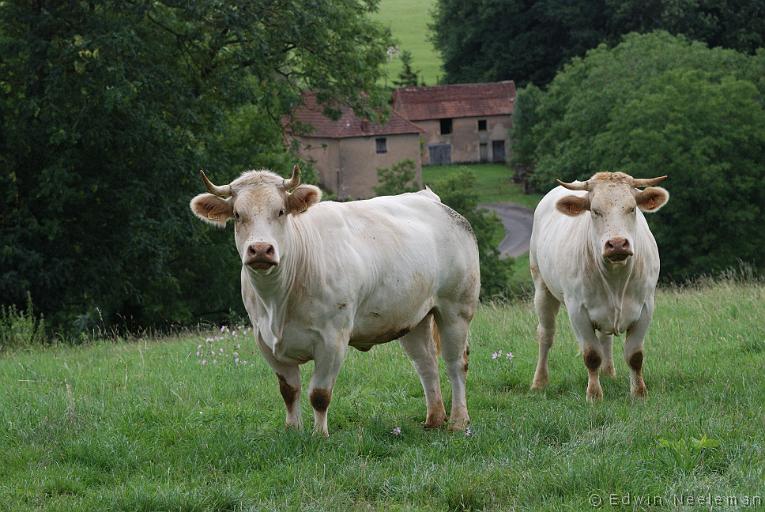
431,0 -> 765,86
514,32 -> 765,279
393,50 -> 421,87
0,0 -> 392,334
374,159 -> 420,196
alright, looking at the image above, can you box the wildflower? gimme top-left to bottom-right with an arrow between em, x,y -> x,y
201,359 -> 207,366
391,426 -> 402,436
465,426 -> 474,437
219,347 -> 224,354
506,352 -> 514,361
491,351 -> 501,360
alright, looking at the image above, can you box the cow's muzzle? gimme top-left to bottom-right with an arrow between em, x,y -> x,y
244,242 -> 278,270
603,237 -> 633,262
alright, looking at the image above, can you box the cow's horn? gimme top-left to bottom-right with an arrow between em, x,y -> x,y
199,170 -> 232,197
556,179 -> 590,191
631,175 -> 667,188
282,164 -> 301,191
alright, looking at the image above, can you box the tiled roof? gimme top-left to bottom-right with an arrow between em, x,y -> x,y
288,93 -> 422,139
393,81 -> 516,121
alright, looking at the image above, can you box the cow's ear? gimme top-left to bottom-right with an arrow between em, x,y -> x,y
556,195 -> 589,216
287,185 -> 322,214
635,187 -> 669,213
190,193 -> 234,227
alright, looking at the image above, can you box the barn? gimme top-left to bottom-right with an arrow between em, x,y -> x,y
289,93 -> 423,199
392,81 -> 516,165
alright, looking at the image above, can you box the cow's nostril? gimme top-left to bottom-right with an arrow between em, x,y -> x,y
265,245 -> 275,256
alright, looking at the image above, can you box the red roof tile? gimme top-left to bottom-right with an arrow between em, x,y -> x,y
393,81 -> 516,121
288,93 -> 422,139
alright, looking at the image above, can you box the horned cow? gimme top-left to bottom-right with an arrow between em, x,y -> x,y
529,172 -> 670,401
190,166 -> 480,435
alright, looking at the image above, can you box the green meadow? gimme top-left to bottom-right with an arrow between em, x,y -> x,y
372,0 -> 441,85
2,280 -> 763,510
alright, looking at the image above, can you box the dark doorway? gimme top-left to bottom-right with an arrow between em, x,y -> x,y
428,144 -> 452,165
492,140 -> 506,162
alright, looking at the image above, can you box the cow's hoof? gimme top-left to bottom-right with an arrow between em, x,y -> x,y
586,386 -> 603,402
601,365 -> 616,378
631,386 -> 648,399
447,417 -> 470,432
530,378 -> 548,391
424,410 -> 447,429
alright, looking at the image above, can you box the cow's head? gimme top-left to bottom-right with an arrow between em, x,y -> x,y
189,165 -> 321,272
555,172 -> 669,264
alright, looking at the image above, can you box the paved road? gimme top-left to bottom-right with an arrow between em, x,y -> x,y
479,202 -> 535,258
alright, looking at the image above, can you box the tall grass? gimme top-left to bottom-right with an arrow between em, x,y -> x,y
0,293 -> 46,352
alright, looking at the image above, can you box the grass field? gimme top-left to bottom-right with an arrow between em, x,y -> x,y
422,163 -> 542,209
2,281 -> 763,510
371,0 -> 441,85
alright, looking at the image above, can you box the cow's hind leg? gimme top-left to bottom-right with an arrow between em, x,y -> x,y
531,276 -> 560,390
400,315 -> 447,428
433,307 -> 472,431
599,332 -> 617,378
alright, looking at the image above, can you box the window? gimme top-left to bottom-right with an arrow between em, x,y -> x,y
478,119 -> 487,131
375,137 -> 387,154
439,118 -> 453,135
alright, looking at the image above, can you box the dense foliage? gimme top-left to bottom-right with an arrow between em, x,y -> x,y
431,0 -> 765,86
513,32 -> 765,279
0,0 -> 391,334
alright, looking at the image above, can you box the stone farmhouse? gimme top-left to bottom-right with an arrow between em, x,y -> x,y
288,93 -> 423,199
289,81 -> 515,198
393,81 -> 516,166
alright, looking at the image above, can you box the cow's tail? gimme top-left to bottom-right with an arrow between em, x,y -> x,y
431,315 -> 441,355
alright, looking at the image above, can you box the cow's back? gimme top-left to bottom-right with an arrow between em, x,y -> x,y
282,191 -> 479,347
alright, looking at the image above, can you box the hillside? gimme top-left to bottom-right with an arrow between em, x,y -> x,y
2,281 -> 763,510
372,0 -> 441,85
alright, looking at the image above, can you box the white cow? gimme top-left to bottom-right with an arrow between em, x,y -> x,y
529,172 -> 670,401
190,166 -> 479,435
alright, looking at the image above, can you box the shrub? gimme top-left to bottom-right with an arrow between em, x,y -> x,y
1,293 -> 46,352
374,159 -> 419,196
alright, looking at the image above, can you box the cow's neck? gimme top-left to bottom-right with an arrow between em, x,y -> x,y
586,236 -> 645,332
244,218 -> 320,352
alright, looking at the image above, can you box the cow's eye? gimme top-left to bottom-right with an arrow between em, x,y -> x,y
592,209 -> 602,217
234,211 -> 240,221
627,206 -> 636,213
278,209 -> 285,217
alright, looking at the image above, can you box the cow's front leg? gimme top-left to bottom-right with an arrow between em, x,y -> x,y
599,332 -> 616,378
256,337 -> 302,429
625,299 -> 653,399
568,304 -> 603,402
309,343 -> 347,437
